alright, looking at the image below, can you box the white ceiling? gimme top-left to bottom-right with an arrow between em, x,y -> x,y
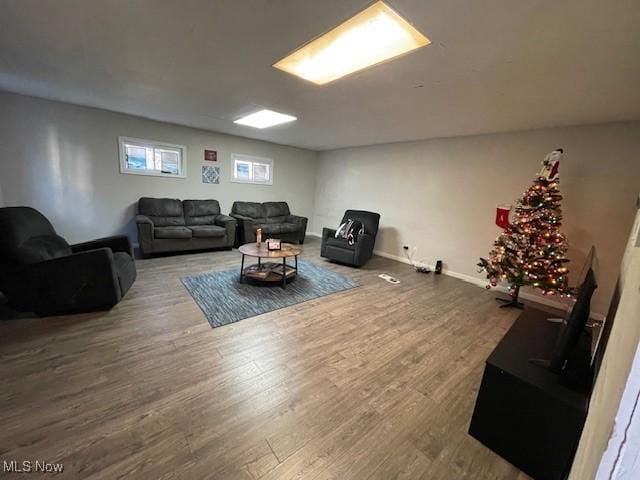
1,0 -> 639,151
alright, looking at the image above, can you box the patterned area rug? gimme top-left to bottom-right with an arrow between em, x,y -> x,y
181,260 -> 359,328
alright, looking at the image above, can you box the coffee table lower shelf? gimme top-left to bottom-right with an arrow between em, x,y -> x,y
241,262 -> 297,287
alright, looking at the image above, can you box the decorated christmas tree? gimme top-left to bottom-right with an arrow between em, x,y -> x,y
478,149 -> 570,308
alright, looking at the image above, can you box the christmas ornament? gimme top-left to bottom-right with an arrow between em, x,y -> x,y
495,204 -> 512,229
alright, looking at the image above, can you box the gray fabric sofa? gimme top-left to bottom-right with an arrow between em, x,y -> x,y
136,197 -> 236,255
230,201 -> 307,246
321,210 -> 380,267
0,206 -> 136,316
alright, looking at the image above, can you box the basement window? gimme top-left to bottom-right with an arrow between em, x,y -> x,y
231,153 -> 273,185
119,137 -> 186,178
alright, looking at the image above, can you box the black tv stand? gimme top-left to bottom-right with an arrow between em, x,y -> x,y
468,307 -> 592,480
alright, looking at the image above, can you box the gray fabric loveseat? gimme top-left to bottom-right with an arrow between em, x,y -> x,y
0,206 -> 136,315
230,201 -> 307,246
136,197 -> 236,255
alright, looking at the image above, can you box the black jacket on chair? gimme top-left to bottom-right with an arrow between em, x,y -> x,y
0,207 -> 136,316
321,210 -> 380,267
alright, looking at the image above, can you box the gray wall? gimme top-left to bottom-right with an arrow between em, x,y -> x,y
312,122 -> 640,315
570,208 -> 640,480
0,92 -> 318,243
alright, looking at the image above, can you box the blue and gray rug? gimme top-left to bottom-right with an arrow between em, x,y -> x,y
181,260 -> 359,328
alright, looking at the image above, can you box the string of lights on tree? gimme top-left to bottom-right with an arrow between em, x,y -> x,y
478,149 -> 570,305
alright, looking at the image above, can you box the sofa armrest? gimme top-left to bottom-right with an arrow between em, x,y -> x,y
230,214 -> 258,244
72,235 -> 133,256
215,214 -> 236,226
136,215 -> 154,244
136,214 -> 154,226
286,214 -> 308,229
28,248 -> 121,313
216,214 -> 237,242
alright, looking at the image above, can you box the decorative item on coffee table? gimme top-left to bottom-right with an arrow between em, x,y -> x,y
267,238 -> 281,251
238,242 -> 302,288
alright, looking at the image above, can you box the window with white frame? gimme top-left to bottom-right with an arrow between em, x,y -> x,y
119,137 -> 186,178
231,153 -> 273,185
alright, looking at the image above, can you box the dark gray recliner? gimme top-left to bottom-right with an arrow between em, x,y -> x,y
230,201 -> 307,246
321,210 -> 380,267
136,198 -> 236,255
0,206 -> 136,316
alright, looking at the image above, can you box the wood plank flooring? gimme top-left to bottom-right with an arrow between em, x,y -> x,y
0,238 -> 531,479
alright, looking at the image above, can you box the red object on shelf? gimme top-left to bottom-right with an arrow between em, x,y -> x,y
496,205 -> 512,229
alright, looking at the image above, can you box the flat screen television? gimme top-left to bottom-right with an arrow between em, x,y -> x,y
531,247 -> 598,383
531,247 -> 598,377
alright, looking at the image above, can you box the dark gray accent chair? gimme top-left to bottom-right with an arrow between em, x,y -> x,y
136,197 -> 236,255
321,210 -> 380,267
230,201 -> 307,246
0,206 -> 136,316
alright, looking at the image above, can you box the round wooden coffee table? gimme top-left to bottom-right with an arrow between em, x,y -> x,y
238,242 -> 303,288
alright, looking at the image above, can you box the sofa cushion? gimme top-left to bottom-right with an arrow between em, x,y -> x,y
264,202 -> 290,218
325,236 -> 356,251
138,198 -> 185,227
232,201 -> 265,219
264,215 -> 288,224
154,226 -> 192,239
184,200 -> 220,225
113,252 -> 136,295
258,223 -> 281,235
15,235 -> 72,264
188,225 -> 226,238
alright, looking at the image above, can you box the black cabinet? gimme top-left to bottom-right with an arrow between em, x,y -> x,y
468,307 -> 591,480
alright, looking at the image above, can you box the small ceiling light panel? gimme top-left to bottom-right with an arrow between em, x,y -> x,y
234,109 -> 297,129
273,1 -> 430,85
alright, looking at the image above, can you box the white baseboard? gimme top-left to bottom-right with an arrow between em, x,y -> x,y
372,249 -> 605,321
306,231 -> 322,238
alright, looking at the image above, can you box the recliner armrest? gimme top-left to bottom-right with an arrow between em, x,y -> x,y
354,233 -> 375,259
28,248 -> 121,312
72,235 -> 133,256
322,227 -> 337,241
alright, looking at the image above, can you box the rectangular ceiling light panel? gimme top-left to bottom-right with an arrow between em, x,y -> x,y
273,1 -> 430,85
234,109 -> 297,129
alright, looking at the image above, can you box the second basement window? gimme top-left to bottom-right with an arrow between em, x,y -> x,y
231,154 -> 273,185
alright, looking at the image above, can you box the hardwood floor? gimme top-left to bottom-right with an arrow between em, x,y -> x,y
0,237 -> 531,479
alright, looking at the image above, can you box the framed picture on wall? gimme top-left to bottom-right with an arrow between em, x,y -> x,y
204,149 -> 217,162
202,165 -> 220,184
